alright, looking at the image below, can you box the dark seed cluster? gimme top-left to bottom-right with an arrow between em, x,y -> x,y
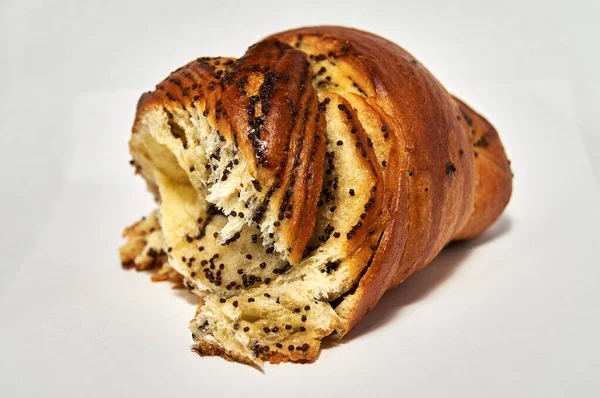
445,162 -> 457,176
347,186 -> 377,240
350,78 -> 366,95
381,125 -> 390,139
473,135 -> 489,148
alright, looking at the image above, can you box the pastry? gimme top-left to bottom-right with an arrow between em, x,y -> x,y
120,26 -> 512,364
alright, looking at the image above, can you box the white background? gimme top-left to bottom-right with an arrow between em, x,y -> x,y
1,1 -> 599,397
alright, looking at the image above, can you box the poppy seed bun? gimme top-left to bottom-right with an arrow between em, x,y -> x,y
121,26 -> 512,364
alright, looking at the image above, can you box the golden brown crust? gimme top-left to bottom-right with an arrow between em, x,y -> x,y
452,97 -> 513,240
193,340 -> 319,365
269,26 -> 511,335
128,26 -> 512,362
193,342 -> 255,365
150,263 -> 185,289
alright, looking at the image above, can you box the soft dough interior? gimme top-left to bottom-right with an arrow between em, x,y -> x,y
128,81 -> 387,363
